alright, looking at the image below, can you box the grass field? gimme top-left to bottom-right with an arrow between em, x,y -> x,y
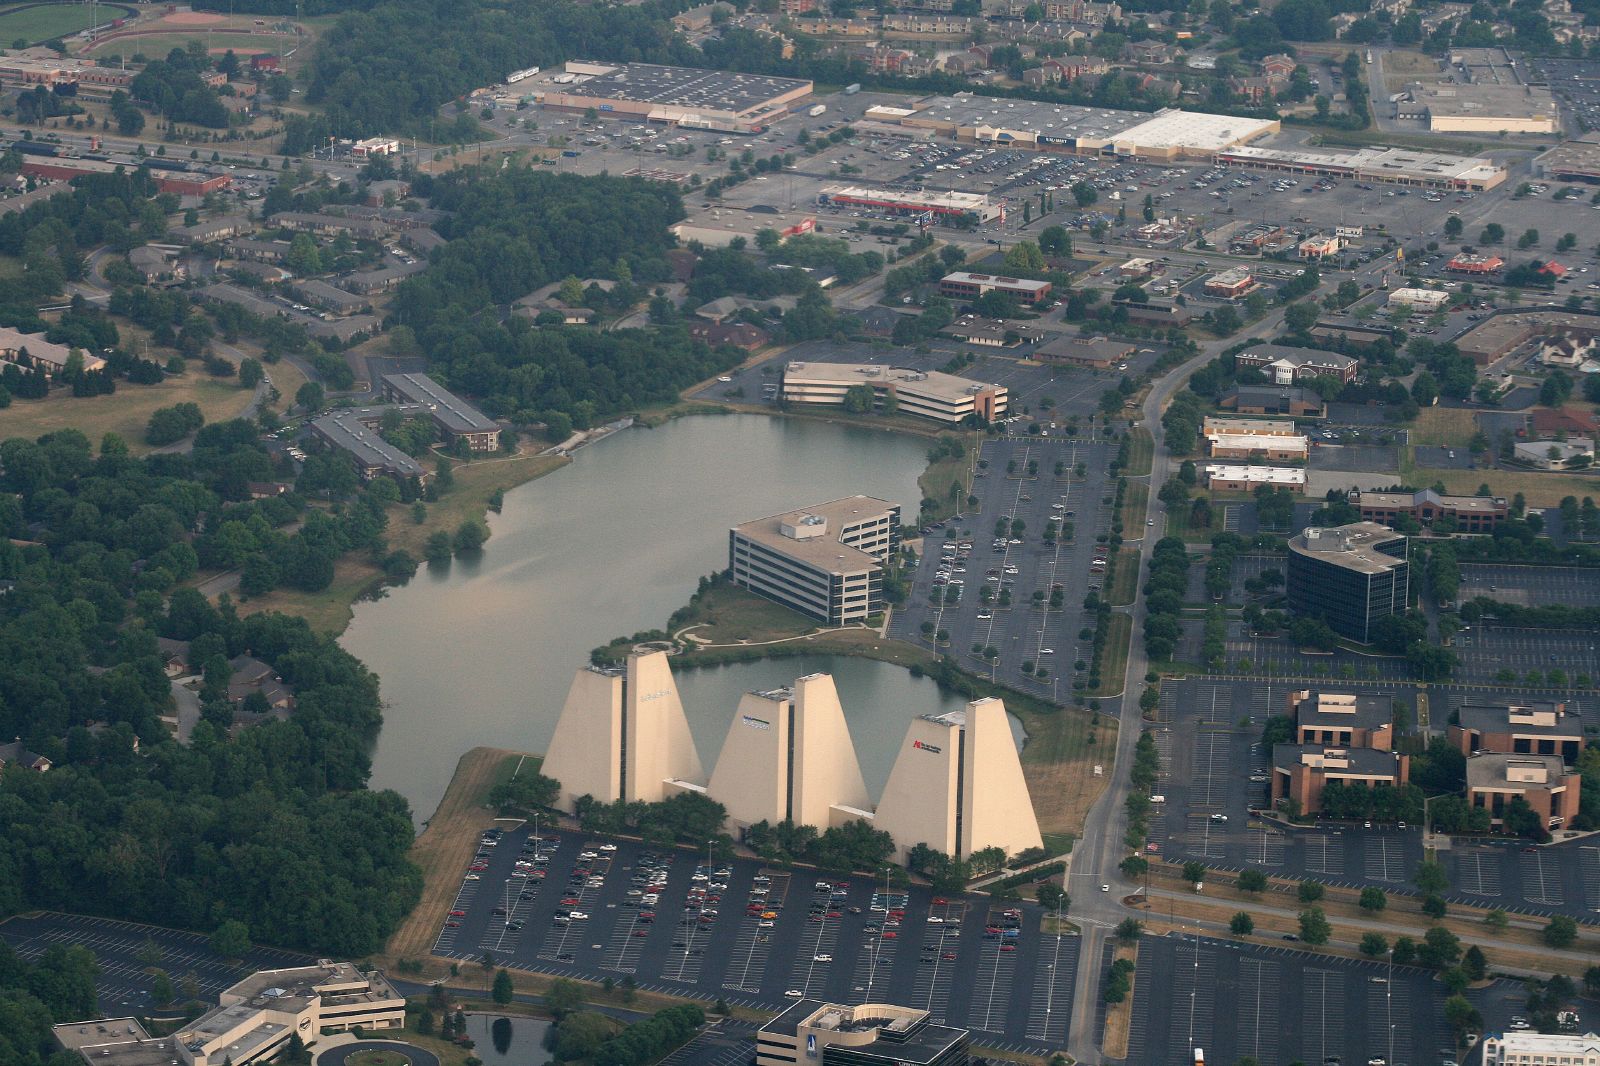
673,580 -> 821,644
3,375 -> 253,453
1093,612 -> 1131,696
348,1052 -> 412,1066
1012,696 -> 1114,849
1100,942 -> 1138,1058
1116,479 -> 1149,534
1105,547 -> 1139,606
1123,427 -> 1153,477
83,29 -> 285,56
0,3 -> 112,44
1409,407 -> 1478,448
918,451 -> 971,524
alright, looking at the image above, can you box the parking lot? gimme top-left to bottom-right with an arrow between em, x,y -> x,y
1124,932 -> 1462,1066
1458,563 -> 1600,608
429,827 -> 1078,1055
1149,678 -> 1600,919
888,434 -> 1118,702
0,912 -> 310,1014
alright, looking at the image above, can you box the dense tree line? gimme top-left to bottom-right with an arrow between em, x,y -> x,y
391,170 -> 740,427
743,817 -> 898,874
0,942 -> 100,1066
1142,537 -> 1190,661
131,47 -> 231,129
0,429 -> 422,954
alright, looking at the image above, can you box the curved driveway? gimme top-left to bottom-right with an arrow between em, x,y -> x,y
314,1040 -> 439,1066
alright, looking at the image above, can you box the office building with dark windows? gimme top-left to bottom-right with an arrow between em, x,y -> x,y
1286,522 -> 1409,644
729,496 -> 900,624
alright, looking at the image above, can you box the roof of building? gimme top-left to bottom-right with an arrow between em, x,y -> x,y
295,278 -> 371,310
1535,136 -> 1600,177
0,325 -> 74,368
0,739 -> 50,769
1466,752 -> 1571,790
556,62 -> 811,115
1203,464 -> 1306,485
53,1019 -> 152,1053
905,94 -> 1146,141
1203,415 -> 1298,436
760,1001 -> 968,1066
1234,343 -> 1357,370
1389,286 -> 1451,302
1287,522 -> 1406,575
943,270 -> 1051,293
1355,488 -> 1506,513
784,361 -> 1000,404
1036,334 -> 1133,360
1416,83 -> 1557,123
1218,144 -> 1505,186
733,495 -> 897,574
1272,743 -> 1404,776
1207,266 -> 1255,287
1224,384 -> 1325,405
1482,1031 -> 1600,1054
1111,108 -> 1278,150
822,184 -> 994,213
382,373 -> 498,434
1206,432 -> 1307,453
1292,689 -> 1391,733
311,410 -> 427,478
52,1022 -> 177,1066
1456,698 -> 1582,738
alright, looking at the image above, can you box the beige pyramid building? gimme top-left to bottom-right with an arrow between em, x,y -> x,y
542,649 -> 704,811
706,672 -> 871,833
873,697 -> 1042,863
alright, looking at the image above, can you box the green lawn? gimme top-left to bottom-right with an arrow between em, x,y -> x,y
0,3 -> 113,44
1123,427 -> 1153,477
1093,613 -> 1132,697
1105,547 -> 1139,607
1117,480 -> 1149,533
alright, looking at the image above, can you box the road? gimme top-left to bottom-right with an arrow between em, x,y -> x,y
1065,296 -> 1300,1064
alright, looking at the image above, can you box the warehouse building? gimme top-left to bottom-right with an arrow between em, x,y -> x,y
729,495 -> 900,625
1455,309 -> 1600,364
1203,464 -> 1306,492
1402,83 -> 1557,134
819,185 -> 1001,224
1533,137 -> 1600,183
758,1002 -> 971,1066
380,372 -> 500,451
1286,523 -> 1409,644
874,699 -> 1043,863
541,62 -> 812,132
781,361 -> 1007,424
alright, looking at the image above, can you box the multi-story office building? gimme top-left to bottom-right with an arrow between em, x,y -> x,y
1270,744 -> 1410,816
1349,488 -> 1508,533
380,373 -> 501,451
1286,523 -> 1409,644
729,496 -> 901,625
758,1002 -> 971,1066
1450,699 -> 1584,763
1288,689 -> 1394,750
937,271 -> 1053,305
780,361 -> 1007,424
1466,753 -> 1581,832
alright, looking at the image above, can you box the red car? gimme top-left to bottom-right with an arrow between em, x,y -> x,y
826,911 -> 841,918
881,931 -> 897,939
942,952 -> 956,960
449,910 -> 466,917
633,930 -> 648,937
932,897 -> 948,905
446,921 -> 461,928
561,897 -> 581,905
1000,944 -> 1016,952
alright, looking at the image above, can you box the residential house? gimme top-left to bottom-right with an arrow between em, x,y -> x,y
0,740 -> 51,772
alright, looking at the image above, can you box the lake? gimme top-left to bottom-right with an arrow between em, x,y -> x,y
343,413 -> 936,823
464,1013 -> 552,1066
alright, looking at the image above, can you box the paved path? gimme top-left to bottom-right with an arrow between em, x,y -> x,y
314,1040 -> 440,1066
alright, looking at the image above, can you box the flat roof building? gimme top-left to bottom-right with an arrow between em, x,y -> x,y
1466,753 -> 1581,832
542,62 -> 812,131
1204,431 -> 1307,462
781,361 -> 1007,425
56,963 -> 404,1066
1286,523 -> 1409,644
938,271 -> 1052,305
1482,1030 -> 1600,1066
1216,144 -> 1507,190
542,649 -> 705,811
1289,689 -> 1394,751
1204,464 -> 1307,492
819,185 -> 1001,224
1455,309 -> 1600,365
1450,699 -> 1584,764
380,373 -> 500,451
1271,743 -> 1410,817
1533,137 -> 1600,183
1203,267 -> 1257,299
1035,334 -> 1133,368
730,495 -> 900,625
1201,415 -> 1299,437
1388,287 -> 1452,312
1349,488 -> 1508,533
309,408 -> 428,481
874,699 -> 1042,863
1233,343 -> 1359,385
758,1002 -> 971,1066
1218,384 -> 1327,418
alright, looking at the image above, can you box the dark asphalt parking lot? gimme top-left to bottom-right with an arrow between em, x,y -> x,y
429,827 -> 1077,1055
1124,932 -> 1471,1066
0,912 -> 311,1014
1308,442 -> 1401,473
1452,627 -> 1600,684
1458,564 -> 1600,609
1151,678 -> 1600,921
888,434 -> 1118,703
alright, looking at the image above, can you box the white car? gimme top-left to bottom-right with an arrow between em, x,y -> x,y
569,910 -> 589,920
785,989 -> 805,998
717,376 -> 733,382
814,953 -> 832,962
599,843 -> 617,851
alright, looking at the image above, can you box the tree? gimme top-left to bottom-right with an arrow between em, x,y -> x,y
1359,932 -> 1389,958
1415,859 -> 1449,895
492,969 -> 514,1005
238,358 -> 264,390
1444,994 -> 1482,1037
1298,881 -> 1324,904
1543,915 -> 1578,948
1230,911 -> 1254,936
1115,917 -> 1142,941
1419,926 -> 1461,969
1444,214 -> 1464,240
1481,222 -> 1505,245
1358,886 -> 1387,913
545,978 -> 585,1020
209,919 -> 250,958
296,381 -> 325,413
1462,945 -> 1487,982
1298,907 -> 1330,946
286,232 -> 322,276
1003,241 -> 1046,274
1182,861 -> 1207,884
1072,182 -> 1098,207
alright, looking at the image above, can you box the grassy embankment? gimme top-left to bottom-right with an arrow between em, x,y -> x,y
233,445 -> 569,633
1104,547 -> 1139,607
1122,426 -> 1153,477
1100,942 -> 1139,1059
